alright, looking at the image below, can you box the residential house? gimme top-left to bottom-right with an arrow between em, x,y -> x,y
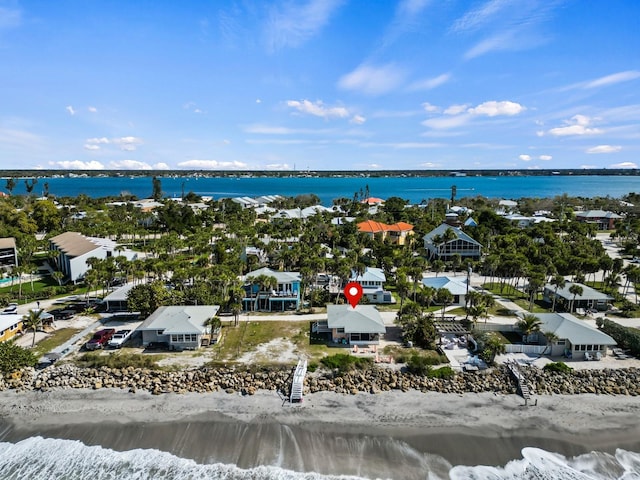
357,220 -> 414,246
138,305 -> 220,350
422,276 -> 475,306
49,232 -> 138,284
350,267 -> 394,304
423,224 -> 482,261
542,281 -> 613,312
102,283 -> 137,312
0,313 -> 23,342
0,237 -> 18,271
575,210 -> 623,230
313,304 -> 386,345
243,267 -> 301,312
519,312 -> 616,358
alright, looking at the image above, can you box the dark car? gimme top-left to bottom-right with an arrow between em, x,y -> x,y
50,308 -> 75,320
85,328 -> 116,350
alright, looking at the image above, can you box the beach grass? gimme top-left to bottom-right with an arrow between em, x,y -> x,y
32,328 -> 83,357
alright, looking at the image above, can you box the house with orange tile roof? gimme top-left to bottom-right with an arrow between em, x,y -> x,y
357,220 -> 414,246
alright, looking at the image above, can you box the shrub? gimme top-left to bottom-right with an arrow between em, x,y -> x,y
75,352 -> 159,370
0,341 -> 38,374
320,353 -> 372,373
598,318 -> 640,356
427,366 -> 455,379
543,362 -> 573,374
405,354 -> 449,375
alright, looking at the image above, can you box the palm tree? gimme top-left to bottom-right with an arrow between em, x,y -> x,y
22,309 -> 44,348
549,274 -> 566,312
568,284 -> 584,313
483,335 -> 506,365
435,288 -> 453,321
516,314 -> 542,344
541,331 -> 559,356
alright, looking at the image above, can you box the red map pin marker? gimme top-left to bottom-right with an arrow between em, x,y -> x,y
344,282 -> 363,308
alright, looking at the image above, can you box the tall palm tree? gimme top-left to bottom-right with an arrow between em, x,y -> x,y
549,274 -> 566,312
541,331 -> 559,356
568,284 -> 584,313
516,314 -> 542,344
22,309 -> 44,348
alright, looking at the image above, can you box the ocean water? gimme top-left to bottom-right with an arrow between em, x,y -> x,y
0,437 -> 639,480
8,174 -> 640,204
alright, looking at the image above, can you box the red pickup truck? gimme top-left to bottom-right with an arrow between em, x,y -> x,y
85,329 -> 116,350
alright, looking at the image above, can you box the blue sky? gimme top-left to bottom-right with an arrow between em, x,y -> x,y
1,0 -> 639,171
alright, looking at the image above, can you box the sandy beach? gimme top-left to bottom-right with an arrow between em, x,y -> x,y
1,388 -> 640,478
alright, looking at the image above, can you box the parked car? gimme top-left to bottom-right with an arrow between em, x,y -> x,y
108,329 -> 132,348
50,308 -> 75,320
85,329 -> 116,350
2,303 -> 18,314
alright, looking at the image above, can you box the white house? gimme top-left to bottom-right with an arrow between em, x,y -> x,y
520,312 -> 616,358
350,267 -> 394,304
137,305 -> 220,350
316,304 -> 386,345
422,276 -> 475,306
423,224 -> 482,261
49,232 -> 138,284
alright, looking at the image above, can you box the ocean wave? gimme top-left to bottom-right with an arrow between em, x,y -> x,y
0,437 -> 369,480
450,447 -> 640,480
1,437 -> 639,480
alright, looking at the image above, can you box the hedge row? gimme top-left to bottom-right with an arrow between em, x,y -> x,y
597,318 -> 640,356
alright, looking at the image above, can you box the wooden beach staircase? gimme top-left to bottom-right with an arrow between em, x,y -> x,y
506,361 -> 533,404
289,358 -> 307,404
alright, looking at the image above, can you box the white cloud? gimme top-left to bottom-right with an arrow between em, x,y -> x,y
610,162 -> 637,169
519,154 -> 531,161
464,31 -> 516,59
444,104 -> 469,115
422,102 -> 440,113
256,99 -> 262,103
112,136 -> 143,151
177,159 -> 249,169
539,155 -> 552,161
408,73 -> 451,91
55,160 -> 105,170
66,106 -> 76,115
422,114 -> 471,130
350,115 -> 366,125
580,164 -> 598,169
265,0 -> 344,51
584,70 -> 640,89
264,163 -> 293,171
84,144 -> 100,151
419,162 -> 443,168
338,63 -> 407,95
153,163 -> 171,170
467,100 -> 525,116
587,145 -> 622,154
109,160 -> 155,170
547,115 -> 603,137
286,99 -> 349,119
88,106 -> 98,113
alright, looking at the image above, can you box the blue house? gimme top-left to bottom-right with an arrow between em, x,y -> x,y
242,267 -> 301,312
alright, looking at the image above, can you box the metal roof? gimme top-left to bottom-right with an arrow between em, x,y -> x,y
531,313 -> 616,346
327,304 -> 386,334
138,305 -> 220,335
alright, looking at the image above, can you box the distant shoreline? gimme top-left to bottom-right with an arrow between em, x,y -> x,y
0,168 -> 638,179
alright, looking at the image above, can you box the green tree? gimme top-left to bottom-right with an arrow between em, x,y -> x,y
151,176 -> 163,201
541,331 -> 559,356
126,281 -> 171,317
549,274 -> 566,312
435,288 -> 453,321
5,177 -> 16,195
0,341 -> 37,374
22,308 -> 44,347
516,314 -> 542,344
568,284 -> 584,312
482,335 -> 506,365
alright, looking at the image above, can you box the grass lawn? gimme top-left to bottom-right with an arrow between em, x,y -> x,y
32,328 -> 83,357
211,321 -> 330,364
